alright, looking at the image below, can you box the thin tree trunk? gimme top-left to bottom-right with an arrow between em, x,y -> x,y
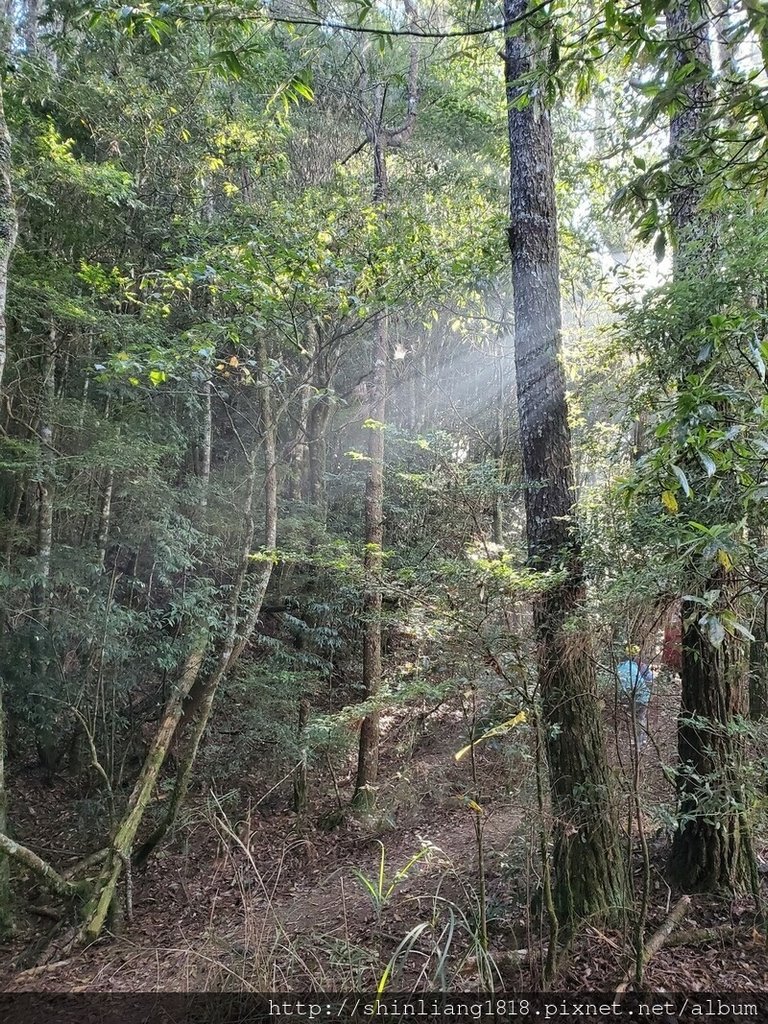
199,378 -> 212,514
293,698 -> 310,815
79,642 -> 207,939
353,4 -> 419,809
133,337 -> 279,869
504,0 -> 626,930
0,70 -> 16,394
492,343 -> 505,546
0,19 -> 17,931
32,330 -> 57,775
0,681 -> 10,936
305,340 -> 332,513
354,304 -> 387,809
96,470 -> 114,570
749,594 -> 768,720
0,832 -> 81,901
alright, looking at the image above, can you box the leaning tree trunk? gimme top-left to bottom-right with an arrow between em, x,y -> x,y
82,341 -> 280,936
79,641 -> 208,940
133,336 -> 279,869
504,0 -> 626,930
665,0 -> 754,892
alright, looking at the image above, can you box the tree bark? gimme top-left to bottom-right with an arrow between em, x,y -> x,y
304,325 -> 333,515
0,19 -> 16,931
665,0 -> 714,267
671,584 -> 753,890
0,680 -> 10,936
293,698 -> 311,815
32,330 -> 58,775
22,0 -> 39,52
665,0 -> 754,893
749,594 -> 768,720
199,378 -> 212,515
96,469 -> 114,570
79,642 -> 208,939
0,832 -> 81,902
492,342 -> 505,546
353,304 -> 387,809
0,69 -> 16,395
504,0 -> 626,929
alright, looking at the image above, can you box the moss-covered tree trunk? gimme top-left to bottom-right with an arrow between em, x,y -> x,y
504,0 -> 626,930
670,586 -> 753,890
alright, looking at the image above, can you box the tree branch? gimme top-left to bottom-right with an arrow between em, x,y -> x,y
0,833 -> 80,901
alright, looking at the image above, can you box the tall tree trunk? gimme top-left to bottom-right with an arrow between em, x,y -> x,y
32,330 -> 58,775
199,378 -> 212,515
0,17 -> 18,935
304,325 -> 333,517
504,0 -> 626,930
671,581 -> 753,889
665,0 -> 754,892
96,469 -> 114,570
0,679 -> 10,937
353,298 -> 387,809
353,10 -> 419,808
492,342 -> 505,546
293,697 -> 310,815
23,0 -> 39,52
0,69 -> 16,394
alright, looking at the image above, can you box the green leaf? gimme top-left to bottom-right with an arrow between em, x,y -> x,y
701,613 -> 725,648
671,464 -> 691,497
698,451 -> 716,477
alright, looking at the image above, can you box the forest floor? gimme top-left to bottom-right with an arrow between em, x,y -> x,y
1,670 -> 768,993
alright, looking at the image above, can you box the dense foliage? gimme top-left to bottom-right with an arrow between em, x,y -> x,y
0,0 -> 767,992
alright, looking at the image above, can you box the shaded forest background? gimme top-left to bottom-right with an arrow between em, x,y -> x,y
0,0 -> 768,994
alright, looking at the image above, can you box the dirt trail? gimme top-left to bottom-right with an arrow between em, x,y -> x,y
3,680 -> 768,992
1,704 -> 527,991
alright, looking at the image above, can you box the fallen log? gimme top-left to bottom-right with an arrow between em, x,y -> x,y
615,895 -> 691,993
